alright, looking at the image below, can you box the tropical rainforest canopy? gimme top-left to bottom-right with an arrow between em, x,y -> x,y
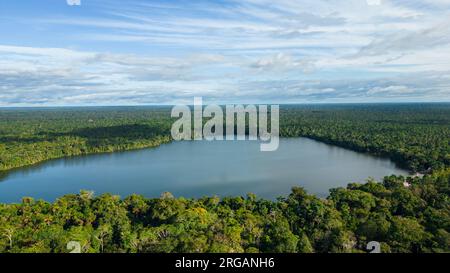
0,171 -> 448,253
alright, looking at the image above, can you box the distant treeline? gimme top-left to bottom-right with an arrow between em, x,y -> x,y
0,170 -> 449,253
279,104 -> 450,172
1,104 -> 449,172
0,107 -> 173,171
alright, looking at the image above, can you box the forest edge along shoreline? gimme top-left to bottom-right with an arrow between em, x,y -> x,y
1,103 -> 447,174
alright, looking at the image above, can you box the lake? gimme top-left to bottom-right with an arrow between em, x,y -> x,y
0,138 -> 409,203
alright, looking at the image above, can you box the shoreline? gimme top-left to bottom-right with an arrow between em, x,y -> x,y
0,136 -> 414,174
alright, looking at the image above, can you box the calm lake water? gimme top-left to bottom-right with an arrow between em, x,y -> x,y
0,138 -> 409,203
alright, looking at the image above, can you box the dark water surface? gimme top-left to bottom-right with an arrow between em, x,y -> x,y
0,138 -> 409,203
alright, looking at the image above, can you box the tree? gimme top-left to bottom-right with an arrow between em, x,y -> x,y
388,216 -> 429,253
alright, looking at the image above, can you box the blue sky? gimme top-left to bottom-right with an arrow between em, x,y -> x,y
0,0 -> 449,106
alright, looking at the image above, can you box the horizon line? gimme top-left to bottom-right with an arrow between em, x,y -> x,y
1,101 -> 450,108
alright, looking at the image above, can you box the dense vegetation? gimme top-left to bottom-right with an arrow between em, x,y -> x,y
280,104 -> 450,172
0,107 -> 173,171
0,170 -> 448,253
1,104 -> 449,172
0,103 -> 449,253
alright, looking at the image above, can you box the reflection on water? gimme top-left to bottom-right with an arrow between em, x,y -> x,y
0,138 -> 409,203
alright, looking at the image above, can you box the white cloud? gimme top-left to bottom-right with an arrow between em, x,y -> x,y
249,53 -> 314,73
367,85 -> 412,95
1,0 -> 450,105
366,0 -> 382,6
357,21 -> 450,56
